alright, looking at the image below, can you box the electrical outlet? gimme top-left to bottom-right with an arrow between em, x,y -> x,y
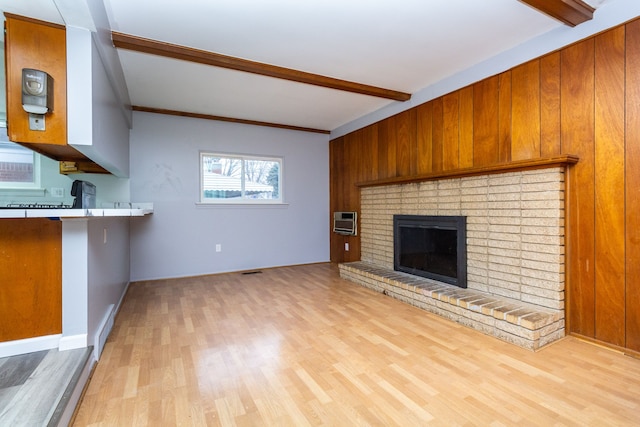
103,228 -> 107,244
345,242 -> 350,251
215,244 -> 222,252
51,187 -> 64,197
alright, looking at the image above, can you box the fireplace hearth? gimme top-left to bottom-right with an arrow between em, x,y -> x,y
394,215 -> 467,288
341,168 -> 567,349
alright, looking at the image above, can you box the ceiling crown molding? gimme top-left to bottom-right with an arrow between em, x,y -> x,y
132,106 -> 330,134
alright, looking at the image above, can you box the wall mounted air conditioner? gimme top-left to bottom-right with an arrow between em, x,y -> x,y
333,211 -> 357,235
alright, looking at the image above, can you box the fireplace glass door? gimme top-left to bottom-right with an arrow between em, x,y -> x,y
393,215 -> 467,288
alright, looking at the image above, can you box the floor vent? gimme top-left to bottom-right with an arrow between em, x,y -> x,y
242,271 -> 262,275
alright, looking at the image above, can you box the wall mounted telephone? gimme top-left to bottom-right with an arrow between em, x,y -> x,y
22,68 -> 53,131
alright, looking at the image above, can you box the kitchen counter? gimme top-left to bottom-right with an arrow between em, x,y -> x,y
1,202 -> 154,358
0,203 -> 153,219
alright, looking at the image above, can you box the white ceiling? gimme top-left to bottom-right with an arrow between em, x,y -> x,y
0,0 -> 612,132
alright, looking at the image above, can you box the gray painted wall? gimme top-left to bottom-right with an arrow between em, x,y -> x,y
129,111 -> 330,281
87,217 -> 130,351
63,25 -> 132,359
67,26 -> 130,177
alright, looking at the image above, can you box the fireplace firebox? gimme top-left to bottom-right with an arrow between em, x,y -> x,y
393,215 -> 467,288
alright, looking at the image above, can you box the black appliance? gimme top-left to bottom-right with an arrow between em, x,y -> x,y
71,180 -> 96,208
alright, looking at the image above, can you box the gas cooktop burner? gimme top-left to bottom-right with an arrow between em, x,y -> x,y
3,202 -> 73,209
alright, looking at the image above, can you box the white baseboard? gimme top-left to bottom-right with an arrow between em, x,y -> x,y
93,281 -> 130,360
58,334 -> 88,351
115,281 -> 131,315
0,334 -> 61,358
1,281 -> 131,359
95,304 -> 115,359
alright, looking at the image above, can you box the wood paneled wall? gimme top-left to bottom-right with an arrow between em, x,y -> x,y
330,18 -> 640,352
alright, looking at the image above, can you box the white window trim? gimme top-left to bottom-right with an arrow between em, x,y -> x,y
199,151 -> 283,205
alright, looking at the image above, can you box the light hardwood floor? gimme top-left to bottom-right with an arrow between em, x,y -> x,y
73,263 -> 640,426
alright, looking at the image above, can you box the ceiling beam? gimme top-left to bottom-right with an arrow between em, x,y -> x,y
132,106 -> 331,134
519,0 -> 595,27
112,32 -> 411,102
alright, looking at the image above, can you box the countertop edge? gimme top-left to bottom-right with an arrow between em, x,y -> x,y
0,206 -> 154,219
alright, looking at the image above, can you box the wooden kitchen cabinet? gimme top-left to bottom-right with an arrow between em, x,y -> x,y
4,14 -> 107,173
0,219 -> 62,342
5,16 -> 68,149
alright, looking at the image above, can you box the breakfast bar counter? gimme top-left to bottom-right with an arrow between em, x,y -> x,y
0,204 -> 153,219
0,204 -> 153,359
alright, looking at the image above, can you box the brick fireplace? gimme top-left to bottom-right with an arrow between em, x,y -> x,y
339,166 -> 567,350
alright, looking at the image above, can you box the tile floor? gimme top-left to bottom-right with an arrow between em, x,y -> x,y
0,347 -> 91,426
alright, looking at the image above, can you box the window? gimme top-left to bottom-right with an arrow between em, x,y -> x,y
0,126 -> 41,189
200,152 -> 282,203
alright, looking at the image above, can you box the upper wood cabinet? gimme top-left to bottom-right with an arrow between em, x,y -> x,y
6,16 -> 67,150
4,14 -> 107,172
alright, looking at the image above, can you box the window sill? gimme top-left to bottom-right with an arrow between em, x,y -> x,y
0,187 -> 46,197
196,202 -> 289,208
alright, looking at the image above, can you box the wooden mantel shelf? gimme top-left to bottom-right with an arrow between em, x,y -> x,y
356,155 -> 579,188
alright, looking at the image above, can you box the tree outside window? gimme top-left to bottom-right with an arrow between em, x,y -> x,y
200,152 -> 282,203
